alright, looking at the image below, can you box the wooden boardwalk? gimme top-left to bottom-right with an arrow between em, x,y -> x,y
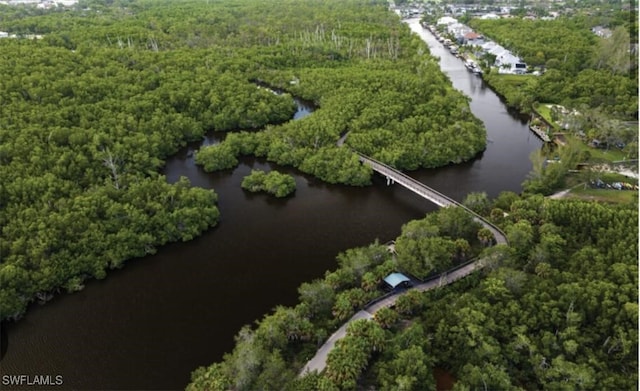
299,310 -> 373,376
298,154 -> 508,376
299,257 -> 492,376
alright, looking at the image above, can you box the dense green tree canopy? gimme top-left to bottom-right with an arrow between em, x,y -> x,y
469,18 -> 638,118
189,194 -> 637,390
422,197 -> 637,391
241,169 -> 296,198
0,28 -> 230,319
180,0 -> 487,178
1,0 -> 487,320
7,2 -> 635,390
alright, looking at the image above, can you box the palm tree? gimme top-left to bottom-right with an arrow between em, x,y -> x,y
477,227 -> 495,247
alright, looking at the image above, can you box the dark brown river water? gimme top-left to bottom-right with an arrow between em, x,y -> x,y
0,19 -> 542,390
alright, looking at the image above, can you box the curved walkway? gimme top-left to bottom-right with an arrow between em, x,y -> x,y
299,154 -> 508,376
299,310 -> 373,376
301,130 -> 508,377
299,256 -> 492,376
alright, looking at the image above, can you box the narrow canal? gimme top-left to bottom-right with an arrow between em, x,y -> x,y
405,18 -> 543,199
0,19 -> 542,391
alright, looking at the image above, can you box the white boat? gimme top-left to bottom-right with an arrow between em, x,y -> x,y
464,59 -> 476,70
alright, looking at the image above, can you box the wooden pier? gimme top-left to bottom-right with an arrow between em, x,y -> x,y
529,124 -> 551,142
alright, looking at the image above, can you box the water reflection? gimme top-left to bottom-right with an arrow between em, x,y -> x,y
0,19 -> 542,391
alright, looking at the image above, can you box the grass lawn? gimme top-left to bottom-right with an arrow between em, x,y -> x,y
565,169 -> 637,187
564,171 -> 637,204
533,103 -> 633,162
567,187 -> 638,204
533,103 -> 556,126
534,103 -> 553,122
564,134 -> 630,162
593,171 -> 639,184
494,73 -> 535,87
532,103 -> 563,132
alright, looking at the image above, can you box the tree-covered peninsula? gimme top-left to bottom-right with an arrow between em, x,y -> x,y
0,0 -> 486,321
188,193 -> 638,390
184,0 -> 487,180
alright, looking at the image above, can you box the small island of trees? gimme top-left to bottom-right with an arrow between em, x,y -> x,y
0,0 -> 487,321
241,170 -> 296,198
1,0 -> 636,389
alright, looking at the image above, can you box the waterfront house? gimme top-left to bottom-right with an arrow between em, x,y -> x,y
488,44 -> 507,60
436,16 -> 458,26
463,31 -> 484,46
496,52 -> 527,73
481,41 -> 497,53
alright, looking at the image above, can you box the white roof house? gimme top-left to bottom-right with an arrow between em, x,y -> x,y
481,41 -> 497,51
447,23 -> 471,37
479,42 -> 527,73
437,16 -> 458,25
489,44 -> 507,56
496,52 -> 520,67
497,52 -> 527,73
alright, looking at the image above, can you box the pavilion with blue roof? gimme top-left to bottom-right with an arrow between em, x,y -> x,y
383,272 -> 411,290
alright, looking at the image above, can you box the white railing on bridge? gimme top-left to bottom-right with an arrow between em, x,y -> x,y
357,153 -> 508,245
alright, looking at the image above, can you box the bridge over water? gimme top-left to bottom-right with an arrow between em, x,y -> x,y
358,153 -> 507,245
298,153 -> 508,376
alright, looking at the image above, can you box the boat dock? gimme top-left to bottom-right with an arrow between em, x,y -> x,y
529,124 -> 551,142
